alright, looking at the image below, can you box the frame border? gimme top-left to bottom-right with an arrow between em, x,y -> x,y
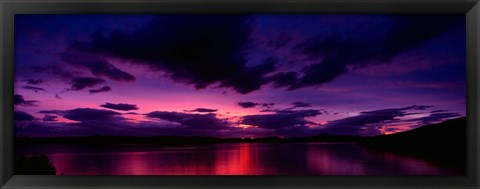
1,0 -> 479,188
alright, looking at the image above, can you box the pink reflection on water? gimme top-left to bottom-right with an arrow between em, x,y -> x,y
305,143 -> 452,175
47,154 -> 68,175
306,143 -> 366,175
115,152 -> 153,175
374,151 -> 447,175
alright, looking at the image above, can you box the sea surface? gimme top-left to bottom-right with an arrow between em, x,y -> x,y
16,142 -> 461,175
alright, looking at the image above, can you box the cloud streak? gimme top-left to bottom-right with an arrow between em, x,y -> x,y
186,108 -> 218,113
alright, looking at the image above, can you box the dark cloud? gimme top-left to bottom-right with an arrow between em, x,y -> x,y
261,103 -> 275,108
291,101 -> 312,108
70,77 -> 105,91
146,111 -> 228,130
14,94 -> 38,106
71,15 -> 279,94
21,85 -> 45,93
62,108 -> 121,122
320,105 -> 432,136
287,15 -> 464,89
72,15 -> 459,93
409,105 -> 433,110
59,51 -> 135,82
38,110 -> 65,115
14,111 -> 35,121
29,64 -> 76,79
89,86 -> 112,94
241,109 -> 321,130
267,32 -> 292,48
238,102 -> 258,108
43,115 -> 58,122
39,108 -> 122,122
14,94 -> 25,105
270,72 -> 298,88
238,101 -> 275,108
219,59 -> 276,94
186,108 -> 218,113
25,79 -> 43,85
100,102 -> 139,111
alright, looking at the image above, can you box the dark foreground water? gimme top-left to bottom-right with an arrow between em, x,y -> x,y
16,143 -> 461,175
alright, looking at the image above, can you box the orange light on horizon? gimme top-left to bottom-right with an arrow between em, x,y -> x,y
378,123 -> 416,135
236,124 -> 255,129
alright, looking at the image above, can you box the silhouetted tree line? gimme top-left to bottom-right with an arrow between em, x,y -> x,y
15,154 -> 56,175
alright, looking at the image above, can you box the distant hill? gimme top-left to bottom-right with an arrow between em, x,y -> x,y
289,134 -> 363,142
15,134 -> 364,145
359,117 -> 466,172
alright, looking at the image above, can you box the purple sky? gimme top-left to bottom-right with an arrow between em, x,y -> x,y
14,14 -> 466,138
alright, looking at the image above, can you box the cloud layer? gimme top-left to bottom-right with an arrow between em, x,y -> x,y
13,14 -> 466,138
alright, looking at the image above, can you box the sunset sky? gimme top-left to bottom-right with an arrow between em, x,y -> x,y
14,14 -> 466,138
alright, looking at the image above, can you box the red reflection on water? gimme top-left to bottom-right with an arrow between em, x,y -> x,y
214,143 -> 261,175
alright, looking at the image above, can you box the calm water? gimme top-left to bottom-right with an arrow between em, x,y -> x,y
16,143 -> 460,175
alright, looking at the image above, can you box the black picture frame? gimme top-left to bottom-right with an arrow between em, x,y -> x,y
1,0 -> 479,188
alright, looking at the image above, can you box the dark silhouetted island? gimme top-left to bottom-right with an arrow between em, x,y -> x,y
359,117 -> 466,172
